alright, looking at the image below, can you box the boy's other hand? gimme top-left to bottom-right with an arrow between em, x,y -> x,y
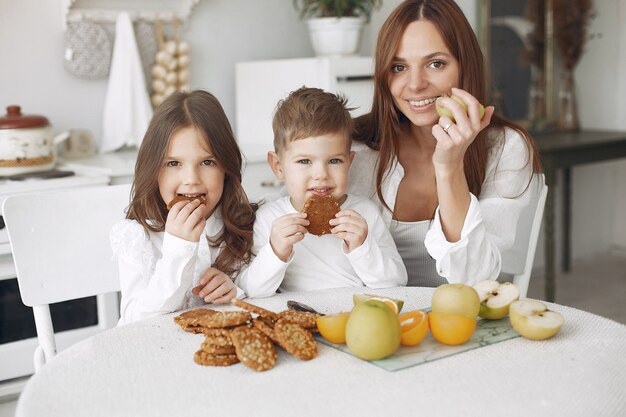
329,209 -> 367,253
269,213 -> 309,262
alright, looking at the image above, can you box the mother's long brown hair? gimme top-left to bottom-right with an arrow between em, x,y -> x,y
354,0 -> 541,210
126,90 -> 255,277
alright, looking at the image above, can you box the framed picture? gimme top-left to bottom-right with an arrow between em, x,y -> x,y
477,0 -> 556,131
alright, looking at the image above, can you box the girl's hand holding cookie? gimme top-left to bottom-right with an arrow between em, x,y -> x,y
165,199 -> 206,242
191,267 -> 237,304
329,209 -> 368,253
269,213 -> 309,262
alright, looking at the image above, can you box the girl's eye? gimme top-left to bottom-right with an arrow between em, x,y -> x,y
329,158 -> 342,164
297,159 -> 311,165
166,161 -> 180,167
391,64 -> 406,73
428,60 -> 446,70
201,159 -> 216,166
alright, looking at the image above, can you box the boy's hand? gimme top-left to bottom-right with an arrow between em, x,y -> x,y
191,267 -> 237,304
165,199 -> 206,242
269,213 -> 309,262
329,209 -> 367,253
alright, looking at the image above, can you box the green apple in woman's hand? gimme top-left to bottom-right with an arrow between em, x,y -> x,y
436,94 -> 485,123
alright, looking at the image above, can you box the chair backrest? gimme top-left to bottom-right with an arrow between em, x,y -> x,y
3,183 -> 130,370
512,182 -> 548,297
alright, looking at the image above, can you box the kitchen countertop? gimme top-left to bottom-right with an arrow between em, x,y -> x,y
58,148 -> 138,180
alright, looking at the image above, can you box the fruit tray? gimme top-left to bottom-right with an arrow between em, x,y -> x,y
316,317 -> 519,372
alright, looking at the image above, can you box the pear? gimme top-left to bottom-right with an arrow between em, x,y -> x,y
473,280 -> 520,320
352,293 -> 404,314
436,94 -> 485,123
509,299 -> 564,340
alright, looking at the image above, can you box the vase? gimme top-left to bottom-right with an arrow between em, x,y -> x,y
558,69 -> 580,131
528,64 -> 546,128
306,17 -> 364,56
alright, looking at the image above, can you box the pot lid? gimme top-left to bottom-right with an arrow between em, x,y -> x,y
0,105 -> 49,129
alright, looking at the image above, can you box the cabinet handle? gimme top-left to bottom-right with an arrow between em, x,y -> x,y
336,75 -> 374,82
260,180 -> 282,188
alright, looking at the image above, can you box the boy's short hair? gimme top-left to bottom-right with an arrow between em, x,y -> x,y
272,87 -> 354,153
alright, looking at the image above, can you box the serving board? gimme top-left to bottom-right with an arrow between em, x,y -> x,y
316,317 -> 520,371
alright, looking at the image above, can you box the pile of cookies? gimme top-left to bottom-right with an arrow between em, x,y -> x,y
174,299 -> 320,372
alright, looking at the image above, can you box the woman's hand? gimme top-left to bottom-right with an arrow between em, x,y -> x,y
191,267 -> 237,304
330,209 -> 368,253
165,199 -> 206,242
269,213 -> 309,262
431,87 -> 495,173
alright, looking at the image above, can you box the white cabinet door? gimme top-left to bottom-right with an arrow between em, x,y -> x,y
242,160 -> 283,204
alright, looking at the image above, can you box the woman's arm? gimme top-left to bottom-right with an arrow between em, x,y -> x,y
425,128 -> 542,285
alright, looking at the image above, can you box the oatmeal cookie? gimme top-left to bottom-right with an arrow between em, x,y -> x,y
230,326 -> 277,372
302,194 -> 340,236
273,319 -> 318,361
277,310 -> 319,330
174,308 -> 218,328
193,350 -> 239,367
231,298 -> 278,320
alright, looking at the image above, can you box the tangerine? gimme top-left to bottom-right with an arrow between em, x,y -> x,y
399,310 -> 429,346
316,312 -> 350,344
428,311 -> 477,345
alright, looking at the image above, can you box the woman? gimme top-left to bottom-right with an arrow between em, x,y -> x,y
349,0 -> 543,287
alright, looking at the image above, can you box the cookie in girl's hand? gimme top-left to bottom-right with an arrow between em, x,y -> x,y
301,195 -> 340,236
167,194 -> 207,210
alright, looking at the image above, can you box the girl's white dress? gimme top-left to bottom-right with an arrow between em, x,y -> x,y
110,210 -> 244,325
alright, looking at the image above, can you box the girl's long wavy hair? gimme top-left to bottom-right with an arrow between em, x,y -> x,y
354,0 -> 542,211
126,90 -> 256,277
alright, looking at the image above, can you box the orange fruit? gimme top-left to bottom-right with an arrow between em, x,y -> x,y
316,312 -> 350,344
399,310 -> 429,346
428,311 -> 477,345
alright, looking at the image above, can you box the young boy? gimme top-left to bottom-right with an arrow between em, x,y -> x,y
236,87 -> 407,297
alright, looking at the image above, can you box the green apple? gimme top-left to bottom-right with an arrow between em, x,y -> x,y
473,280 -> 520,320
509,299 -> 564,340
435,94 -> 485,123
431,283 -> 480,319
352,293 -> 404,314
345,300 -> 401,360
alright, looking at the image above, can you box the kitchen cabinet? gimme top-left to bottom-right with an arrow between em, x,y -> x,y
235,56 -> 374,153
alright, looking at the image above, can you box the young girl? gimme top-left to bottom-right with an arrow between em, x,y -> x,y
111,90 -> 256,325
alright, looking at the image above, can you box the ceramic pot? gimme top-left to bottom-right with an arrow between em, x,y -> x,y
306,17 -> 365,56
0,106 -> 70,176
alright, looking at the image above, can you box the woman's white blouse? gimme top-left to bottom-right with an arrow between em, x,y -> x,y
348,126 -> 545,286
110,211 -> 244,325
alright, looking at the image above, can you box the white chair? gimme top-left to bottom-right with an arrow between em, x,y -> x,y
499,178 -> 548,298
3,183 -> 130,371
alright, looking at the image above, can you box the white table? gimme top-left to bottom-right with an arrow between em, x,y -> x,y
16,287 -> 626,417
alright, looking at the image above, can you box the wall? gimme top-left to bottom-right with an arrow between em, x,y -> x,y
0,0 -> 624,261
572,0 -> 626,254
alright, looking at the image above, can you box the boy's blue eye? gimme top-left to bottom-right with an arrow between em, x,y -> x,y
329,158 -> 342,164
296,159 -> 311,165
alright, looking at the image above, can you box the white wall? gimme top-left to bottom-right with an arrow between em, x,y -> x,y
1,0 -> 624,260
573,0 -> 626,254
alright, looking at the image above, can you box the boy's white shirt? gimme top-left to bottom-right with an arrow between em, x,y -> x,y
236,194 -> 408,298
110,210 -> 244,326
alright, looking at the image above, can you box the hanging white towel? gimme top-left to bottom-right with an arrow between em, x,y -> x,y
101,12 -> 153,153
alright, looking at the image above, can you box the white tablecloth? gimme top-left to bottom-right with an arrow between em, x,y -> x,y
16,287 -> 626,417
